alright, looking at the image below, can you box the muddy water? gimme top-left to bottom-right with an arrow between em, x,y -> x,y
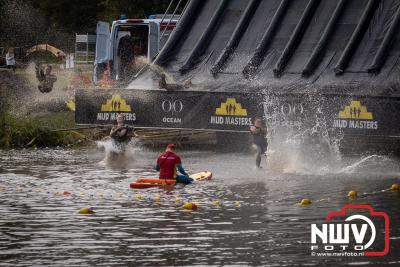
0,148 -> 400,266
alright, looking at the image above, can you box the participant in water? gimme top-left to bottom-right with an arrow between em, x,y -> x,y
250,118 -> 268,168
109,113 -> 134,158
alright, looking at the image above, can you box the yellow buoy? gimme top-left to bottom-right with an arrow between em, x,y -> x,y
390,183 -> 399,191
154,195 -> 161,202
175,198 -> 181,204
78,208 -> 95,214
182,202 -> 198,210
348,190 -> 358,199
235,201 -> 241,207
136,194 -> 143,201
66,99 -> 76,111
212,199 -> 221,206
300,199 -> 312,206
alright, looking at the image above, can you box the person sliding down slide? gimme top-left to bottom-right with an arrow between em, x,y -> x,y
155,144 -> 193,184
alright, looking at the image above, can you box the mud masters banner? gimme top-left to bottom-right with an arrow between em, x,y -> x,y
265,94 -> 400,137
75,89 -> 264,132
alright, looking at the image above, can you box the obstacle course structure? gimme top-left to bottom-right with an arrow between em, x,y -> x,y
147,0 -> 400,152
77,0 -> 400,152
150,0 -> 400,90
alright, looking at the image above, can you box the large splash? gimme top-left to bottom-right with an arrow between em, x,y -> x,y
263,93 -> 350,175
262,93 -> 400,176
96,137 -> 144,168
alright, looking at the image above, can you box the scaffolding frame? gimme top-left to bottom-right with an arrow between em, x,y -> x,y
75,33 -> 96,64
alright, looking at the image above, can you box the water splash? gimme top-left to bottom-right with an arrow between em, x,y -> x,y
338,155 -> 400,175
263,94 -> 346,175
96,137 -> 145,168
261,93 -> 400,176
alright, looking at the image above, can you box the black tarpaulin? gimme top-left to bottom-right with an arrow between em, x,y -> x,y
140,0 -> 400,97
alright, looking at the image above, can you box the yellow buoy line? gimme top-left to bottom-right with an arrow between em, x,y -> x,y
299,183 -> 399,206
0,185 -> 244,212
1,182 -> 399,212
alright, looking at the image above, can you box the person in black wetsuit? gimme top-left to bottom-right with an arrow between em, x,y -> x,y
110,113 -> 133,152
250,118 -> 268,168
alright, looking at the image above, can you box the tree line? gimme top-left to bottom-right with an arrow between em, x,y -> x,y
0,0 -> 171,51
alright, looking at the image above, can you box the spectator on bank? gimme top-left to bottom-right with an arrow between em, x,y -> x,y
6,48 -> 16,72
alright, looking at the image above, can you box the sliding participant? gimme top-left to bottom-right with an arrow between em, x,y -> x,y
250,118 -> 268,168
108,114 -> 133,160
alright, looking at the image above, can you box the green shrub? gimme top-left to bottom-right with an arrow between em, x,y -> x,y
0,111 -> 91,148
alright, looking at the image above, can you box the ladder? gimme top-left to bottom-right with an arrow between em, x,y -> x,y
159,0 -> 190,46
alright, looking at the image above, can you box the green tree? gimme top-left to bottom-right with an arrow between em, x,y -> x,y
98,0 -> 171,22
0,0 -> 179,49
31,0 -> 101,33
0,0 -> 47,47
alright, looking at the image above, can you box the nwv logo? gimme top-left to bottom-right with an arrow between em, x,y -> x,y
310,204 -> 389,257
312,215 -> 375,247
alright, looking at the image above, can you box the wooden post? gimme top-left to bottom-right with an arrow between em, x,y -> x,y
86,33 -> 89,63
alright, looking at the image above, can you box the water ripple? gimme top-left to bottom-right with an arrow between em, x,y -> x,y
0,148 -> 399,266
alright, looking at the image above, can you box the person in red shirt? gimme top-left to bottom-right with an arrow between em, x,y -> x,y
155,144 -> 193,184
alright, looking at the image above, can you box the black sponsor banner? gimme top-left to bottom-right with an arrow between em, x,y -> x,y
75,89 -> 264,132
268,94 -> 400,137
325,96 -> 400,136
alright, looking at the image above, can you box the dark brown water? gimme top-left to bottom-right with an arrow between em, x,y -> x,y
0,148 -> 400,266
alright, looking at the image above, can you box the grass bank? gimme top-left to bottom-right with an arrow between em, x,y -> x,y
0,66 -> 104,149
0,110 -> 101,148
